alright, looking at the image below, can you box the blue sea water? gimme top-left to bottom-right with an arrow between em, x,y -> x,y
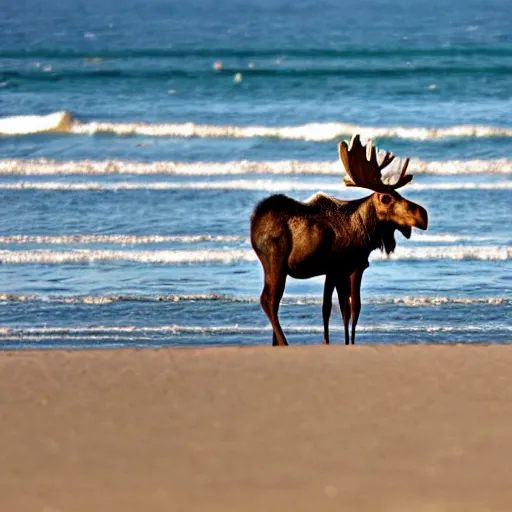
0,0 -> 510,348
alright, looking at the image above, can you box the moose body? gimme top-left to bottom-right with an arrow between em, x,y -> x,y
250,135 -> 428,346
252,193 -> 371,279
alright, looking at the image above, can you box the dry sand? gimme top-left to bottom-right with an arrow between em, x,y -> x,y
1,345 -> 512,512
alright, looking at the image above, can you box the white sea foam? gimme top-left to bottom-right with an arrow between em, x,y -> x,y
375,297 -> 510,306
2,111 -> 512,140
0,158 -> 343,176
0,323 -> 509,339
0,246 -> 509,264
409,233 -> 490,243
0,293 -> 255,304
0,111 -> 72,135
0,333 -> 160,342
0,335 -> 156,343
0,158 -> 511,176
0,233 -> 487,245
69,120 -> 512,141
1,179 -> 511,192
0,293 -> 508,306
386,245 -> 512,261
0,248 -> 255,264
0,234 -> 246,245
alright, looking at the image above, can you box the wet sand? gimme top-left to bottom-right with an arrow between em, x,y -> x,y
2,345 -> 512,511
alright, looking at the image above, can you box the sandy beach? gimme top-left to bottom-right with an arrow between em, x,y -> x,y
1,345 -> 512,511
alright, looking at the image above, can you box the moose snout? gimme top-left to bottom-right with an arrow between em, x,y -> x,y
413,205 -> 428,230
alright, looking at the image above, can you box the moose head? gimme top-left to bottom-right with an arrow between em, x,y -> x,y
339,134 -> 428,244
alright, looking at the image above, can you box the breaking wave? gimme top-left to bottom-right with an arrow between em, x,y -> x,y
0,248 -> 254,264
0,293 -> 509,306
0,293 -> 254,304
0,246 -> 509,264
0,323 -> 509,339
408,234 -> 491,243
1,157 -> 511,176
1,180 -> 511,192
0,111 -> 72,136
0,234 -> 246,245
69,120 -> 512,141
2,112 -> 512,140
0,233 -> 487,245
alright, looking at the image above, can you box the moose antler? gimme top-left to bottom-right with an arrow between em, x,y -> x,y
339,134 -> 413,191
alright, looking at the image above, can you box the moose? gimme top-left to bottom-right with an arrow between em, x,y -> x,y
250,134 -> 428,346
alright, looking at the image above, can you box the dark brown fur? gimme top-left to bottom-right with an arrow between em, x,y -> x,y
250,191 -> 428,346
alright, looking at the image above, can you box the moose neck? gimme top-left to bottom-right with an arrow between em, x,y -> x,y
343,195 -> 396,256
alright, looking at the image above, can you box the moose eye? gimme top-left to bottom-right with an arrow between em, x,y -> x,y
380,194 -> 392,205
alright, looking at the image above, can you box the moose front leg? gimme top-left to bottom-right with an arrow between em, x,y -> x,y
322,275 -> 335,344
335,276 -> 351,345
349,269 -> 364,344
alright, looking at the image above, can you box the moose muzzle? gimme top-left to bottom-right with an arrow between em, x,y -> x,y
411,203 -> 428,230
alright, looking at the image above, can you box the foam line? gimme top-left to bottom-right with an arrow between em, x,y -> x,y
69,120 -> 512,141
0,233 -> 489,245
2,112 -> 512,140
0,293 -> 508,306
0,246 -> 509,264
0,323 -> 509,337
1,158 -> 511,176
0,234 -> 246,245
1,180 -> 511,192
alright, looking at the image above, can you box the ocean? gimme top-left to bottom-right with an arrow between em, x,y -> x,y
0,0 -> 510,348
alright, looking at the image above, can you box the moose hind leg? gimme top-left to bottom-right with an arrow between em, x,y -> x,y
260,248 -> 289,346
350,270 -> 364,344
261,274 -> 288,346
322,276 -> 335,344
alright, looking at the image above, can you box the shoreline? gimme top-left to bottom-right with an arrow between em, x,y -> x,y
2,345 -> 512,511
0,340 -> 508,351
